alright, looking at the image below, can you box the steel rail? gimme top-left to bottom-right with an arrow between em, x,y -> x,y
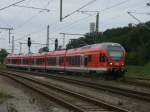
44,74 -> 150,102
1,71 -> 129,112
9,70 -> 150,102
0,73 -> 84,112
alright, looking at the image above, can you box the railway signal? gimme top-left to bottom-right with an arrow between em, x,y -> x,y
27,37 -> 31,54
55,39 -> 58,51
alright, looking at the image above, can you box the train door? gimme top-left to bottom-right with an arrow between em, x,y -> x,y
99,53 -> 107,67
82,55 -> 88,72
84,55 -> 88,66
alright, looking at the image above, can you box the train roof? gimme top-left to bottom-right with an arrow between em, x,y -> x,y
47,50 -> 66,56
66,42 -> 123,54
7,54 -> 20,58
6,42 -> 124,58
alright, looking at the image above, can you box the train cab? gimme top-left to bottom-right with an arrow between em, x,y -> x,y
101,43 -> 126,76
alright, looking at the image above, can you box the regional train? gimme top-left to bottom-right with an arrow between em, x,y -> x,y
5,42 -> 127,77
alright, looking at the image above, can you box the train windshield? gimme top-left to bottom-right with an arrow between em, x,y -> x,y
108,50 -> 124,60
107,45 -> 124,60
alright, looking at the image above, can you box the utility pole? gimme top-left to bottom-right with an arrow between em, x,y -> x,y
96,12 -> 99,33
59,33 -> 84,48
60,0 -> 63,22
0,27 -> 13,43
46,24 -> 50,51
19,42 -> 23,54
11,36 -> 14,54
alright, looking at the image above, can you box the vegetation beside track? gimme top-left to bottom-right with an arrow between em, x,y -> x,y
0,64 -> 6,71
126,63 -> 150,79
0,92 -> 13,103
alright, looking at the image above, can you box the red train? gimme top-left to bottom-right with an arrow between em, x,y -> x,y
5,42 -> 127,77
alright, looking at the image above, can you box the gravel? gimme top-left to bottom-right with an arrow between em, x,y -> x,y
0,75 -> 69,112
32,75 -> 150,112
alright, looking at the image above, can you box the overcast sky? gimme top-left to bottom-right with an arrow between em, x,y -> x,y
0,0 -> 149,53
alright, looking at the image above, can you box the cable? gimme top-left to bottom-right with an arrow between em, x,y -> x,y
52,0 -> 131,33
53,15 -> 94,32
16,0 -> 131,44
15,27 -> 46,41
127,12 -> 150,30
62,0 -> 96,20
11,0 -> 32,24
13,5 -> 50,12
16,0 -> 130,40
0,0 -> 27,11
14,0 -> 52,31
128,11 -> 150,15
101,0 -> 130,12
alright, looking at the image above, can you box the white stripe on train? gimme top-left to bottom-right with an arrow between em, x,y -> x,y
6,64 -> 108,73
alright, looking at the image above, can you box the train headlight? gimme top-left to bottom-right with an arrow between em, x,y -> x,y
109,62 -> 113,65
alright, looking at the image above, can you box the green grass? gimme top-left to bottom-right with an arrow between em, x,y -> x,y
0,92 -> 13,103
0,64 -> 6,71
0,92 -> 12,99
126,63 -> 150,79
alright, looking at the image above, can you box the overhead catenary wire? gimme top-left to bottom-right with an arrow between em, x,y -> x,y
14,0 -> 136,47
101,0 -> 130,12
13,5 -> 50,12
17,0 -> 132,41
14,0 -> 52,31
16,0 -> 132,42
53,0 -> 131,32
127,11 -> 150,30
128,11 -> 150,15
61,0 -> 96,21
11,0 -> 32,24
0,0 -> 27,11
16,0 -> 131,38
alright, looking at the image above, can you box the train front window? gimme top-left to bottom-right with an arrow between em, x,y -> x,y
108,50 -> 123,60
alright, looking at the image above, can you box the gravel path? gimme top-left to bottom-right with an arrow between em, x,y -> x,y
0,75 -> 68,112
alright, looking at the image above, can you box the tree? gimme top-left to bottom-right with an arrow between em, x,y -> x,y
66,21 -> 150,65
0,49 -> 8,64
38,47 -> 49,53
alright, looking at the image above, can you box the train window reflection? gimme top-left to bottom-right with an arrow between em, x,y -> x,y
109,51 -> 123,60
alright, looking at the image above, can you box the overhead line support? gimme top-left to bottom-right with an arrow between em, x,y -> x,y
0,27 -> 13,43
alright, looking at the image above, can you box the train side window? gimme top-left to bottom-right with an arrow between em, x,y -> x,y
47,57 -> 56,65
99,54 -> 107,62
36,58 -> 44,65
31,58 -> 35,65
23,58 -> 28,64
88,55 -> 92,62
59,57 -> 64,65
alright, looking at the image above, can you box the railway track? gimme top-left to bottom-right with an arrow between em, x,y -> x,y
0,71 -> 129,112
123,77 -> 150,88
8,70 -> 150,102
